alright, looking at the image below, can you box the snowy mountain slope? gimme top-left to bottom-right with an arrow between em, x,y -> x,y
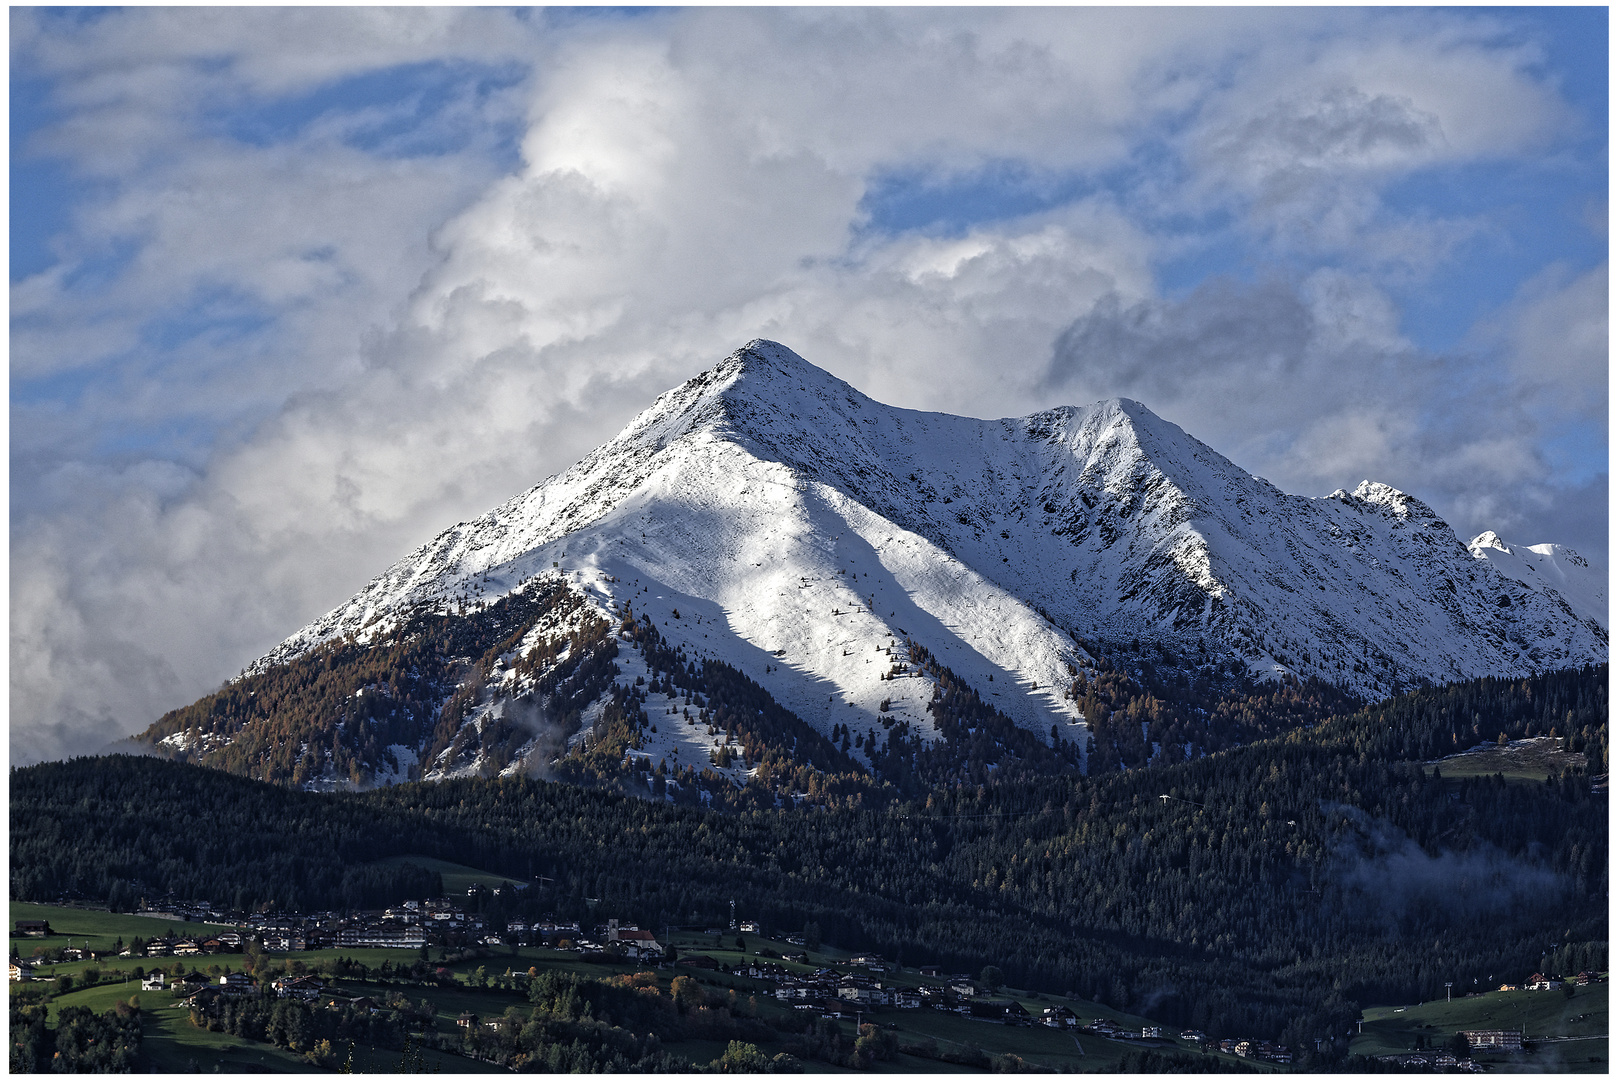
219,340 -> 1602,785
391,440 -> 1089,783
1467,531 -> 1607,631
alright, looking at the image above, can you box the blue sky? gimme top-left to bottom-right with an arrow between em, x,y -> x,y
10,7 -> 1607,762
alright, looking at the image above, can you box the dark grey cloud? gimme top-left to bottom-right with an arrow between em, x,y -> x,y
1052,278 -> 1317,402
1199,86 -> 1444,195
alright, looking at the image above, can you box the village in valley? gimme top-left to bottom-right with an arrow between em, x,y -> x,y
11,886 -> 1606,1073
12,888 -> 1306,1072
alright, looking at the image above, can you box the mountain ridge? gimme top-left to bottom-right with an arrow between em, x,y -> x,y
150,340 -> 1604,788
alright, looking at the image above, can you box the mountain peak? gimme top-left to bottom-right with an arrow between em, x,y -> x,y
1329,480 -> 1442,522
233,338 -> 1604,788
1101,396 -> 1154,418
704,339 -> 855,399
723,338 -> 819,377
624,339 -> 870,448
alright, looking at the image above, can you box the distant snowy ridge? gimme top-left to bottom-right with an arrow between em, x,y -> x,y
250,340 -> 1606,778
1467,530 -> 1607,631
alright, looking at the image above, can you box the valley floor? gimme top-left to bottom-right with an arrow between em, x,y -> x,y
14,901 -> 1247,1073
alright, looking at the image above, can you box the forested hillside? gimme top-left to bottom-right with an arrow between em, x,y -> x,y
136,578 -> 619,786
14,666 -> 1604,1062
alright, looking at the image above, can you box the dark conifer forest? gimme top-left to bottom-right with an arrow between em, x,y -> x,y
13,666 -> 1604,1054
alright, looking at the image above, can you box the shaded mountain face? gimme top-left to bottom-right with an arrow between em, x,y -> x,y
137,340 -> 1606,790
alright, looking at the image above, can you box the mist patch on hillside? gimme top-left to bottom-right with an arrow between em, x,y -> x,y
1327,802 -> 1564,931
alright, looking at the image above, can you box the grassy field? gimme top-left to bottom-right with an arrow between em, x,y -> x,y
32,978 -> 322,1073
870,1051 -> 978,1073
10,900 -> 236,953
1426,737 -> 1589,783
14,941 -> 463,987
1352,982 -> 1607,1072
31,964 -> 509,1073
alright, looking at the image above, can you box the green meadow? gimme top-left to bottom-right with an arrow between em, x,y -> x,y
1426,737 -> 1590,783
10,901 -> 236,954
1352,981 -> 1607,1072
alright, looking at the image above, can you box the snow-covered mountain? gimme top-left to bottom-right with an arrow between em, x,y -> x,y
1466,531 -> 1607,631
148,340 -> 1607,787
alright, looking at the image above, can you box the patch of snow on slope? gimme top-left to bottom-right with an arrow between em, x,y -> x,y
602,641 -> 756,791
374,743 -> 418,786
